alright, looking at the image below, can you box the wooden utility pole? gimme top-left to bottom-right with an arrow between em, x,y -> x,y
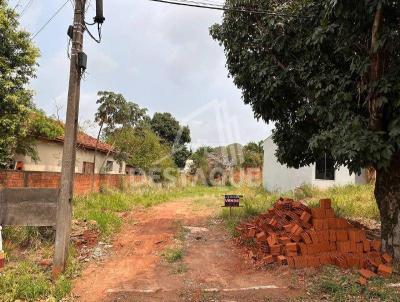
53,0 -> 86,277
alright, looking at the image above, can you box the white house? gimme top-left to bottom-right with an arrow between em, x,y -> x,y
13,132 -> 126,175
263,136 -> 368,192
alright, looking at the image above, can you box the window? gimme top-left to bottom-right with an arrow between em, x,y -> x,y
83,162 -> 94,174
105,160 -> 114,172
315,154 -> 335,180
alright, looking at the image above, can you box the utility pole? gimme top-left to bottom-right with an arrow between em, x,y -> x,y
53,0 -> 86,278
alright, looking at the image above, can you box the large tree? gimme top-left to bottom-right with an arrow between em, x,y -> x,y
150,112 -> 191,168
110,126 -> 176,179
211,0 -> 400,258
93,91 -> 147,177
0,2 -> 39,167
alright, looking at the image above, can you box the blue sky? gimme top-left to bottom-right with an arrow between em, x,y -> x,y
10,0 -> 272,148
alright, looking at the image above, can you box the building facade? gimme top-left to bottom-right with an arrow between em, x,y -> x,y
13,133 -> 125,175
263,136 -> 368,192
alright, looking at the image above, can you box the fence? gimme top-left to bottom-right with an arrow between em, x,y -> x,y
0,168 -> 263,196
0,170 -> 146,196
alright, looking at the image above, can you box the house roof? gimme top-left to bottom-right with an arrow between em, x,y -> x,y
45,132 -> 114,154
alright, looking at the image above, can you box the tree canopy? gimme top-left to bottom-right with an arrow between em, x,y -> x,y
0,2 -> 39,167
211,0 -> 400,173
211,0 -> 400,257
150,112 -> 191,167
110,127 -> 176,175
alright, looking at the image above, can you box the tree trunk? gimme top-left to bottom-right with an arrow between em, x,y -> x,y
375,151 -> 400,260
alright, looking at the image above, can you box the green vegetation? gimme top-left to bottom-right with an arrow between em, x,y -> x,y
0,245 -> 80,302
0,183 -> 384,301
162,247 -> 184,263
302,184 -> 378,220
0,2 -> 39,167
211,0 -> 400,257
111,127 -> 176,178
74,185 -> 233,237
220,184 -> 377,237
306,266 -> 400,302
150,112 -> 192,168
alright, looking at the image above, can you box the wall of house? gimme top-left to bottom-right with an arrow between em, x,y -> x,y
311,165 -> 366,189
263,137 -> 368,192
14,140 -> 124,174
263,137 -> 313,192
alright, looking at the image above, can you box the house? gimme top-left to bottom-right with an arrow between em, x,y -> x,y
13,132 -> 126,174
263,136 -> 368,192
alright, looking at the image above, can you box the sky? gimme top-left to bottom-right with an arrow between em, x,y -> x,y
10,0 -> 273,149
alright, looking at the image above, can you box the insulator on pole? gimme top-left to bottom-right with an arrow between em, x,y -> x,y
94,0 -> 105,24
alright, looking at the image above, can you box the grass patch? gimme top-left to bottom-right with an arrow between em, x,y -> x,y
74,185 -> 232,238
306,266 -> 400,302
0,260 -> 75,302
219,185 -> 280,236
162,247 -> 184,263
291,184 -> 377,220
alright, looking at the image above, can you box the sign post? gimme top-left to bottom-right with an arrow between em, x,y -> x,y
222,194 -> 243,216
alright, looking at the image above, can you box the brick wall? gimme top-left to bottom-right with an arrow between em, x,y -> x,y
0,170 -> 146,196
0,168 -> 262,196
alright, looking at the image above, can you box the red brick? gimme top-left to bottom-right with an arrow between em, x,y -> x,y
363,240 -> 371,252
301,232 -> 312,244
320,199 -> 332,209
300,211 -> 312,223
337,241 -> 351,253
358,277 -> 367,286
256,231 -> 267,242
248,228 -> 256,238
327,218 -> 337,229
279,236 -> 292,244
298,243 -> 308,255
270,244 -> 281,256
382,253 -> 393,264
336,218 -> 350,229
359,269 -> 376,280
267,234 -> 278,246
309,231 -> 319,243
371,240 -> 382,252
287,257 -> 295,267
336,230 -> 349,242
325,208 -> 335,218
277,255 -> 288,265
378,264 -> 393,277
311,208 -> 326,219
329,230 -> 337,242
313,219 -> 325,231
356,243 -> 364,254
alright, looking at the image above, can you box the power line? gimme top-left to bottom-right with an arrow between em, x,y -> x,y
13,0 -> 23,10
146,0 -> 304,17
19,0 -> 33,16
31,0 -> 70,39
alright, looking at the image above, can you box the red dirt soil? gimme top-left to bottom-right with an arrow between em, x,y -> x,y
72,200 -> 302,301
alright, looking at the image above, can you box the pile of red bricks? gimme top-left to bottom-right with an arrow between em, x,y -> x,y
235,197 -> 393,285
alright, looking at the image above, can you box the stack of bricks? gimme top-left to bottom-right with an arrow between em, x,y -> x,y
235,197 -> 393,284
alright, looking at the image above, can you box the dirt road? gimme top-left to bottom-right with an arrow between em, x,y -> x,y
73,197 -> 302,302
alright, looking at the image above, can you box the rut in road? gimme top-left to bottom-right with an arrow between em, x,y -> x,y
73,198 -> 301,302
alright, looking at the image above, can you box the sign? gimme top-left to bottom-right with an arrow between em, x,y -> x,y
224,195 -> 242,207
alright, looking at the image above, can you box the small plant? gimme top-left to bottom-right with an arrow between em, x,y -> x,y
162,247 -> 183,263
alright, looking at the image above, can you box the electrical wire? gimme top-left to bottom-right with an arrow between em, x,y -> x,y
84,22 -> 102,43
13,0 -> 23,10
31,0 -> 70,39
146,0 -> 304,17
19,0 -> 33,16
